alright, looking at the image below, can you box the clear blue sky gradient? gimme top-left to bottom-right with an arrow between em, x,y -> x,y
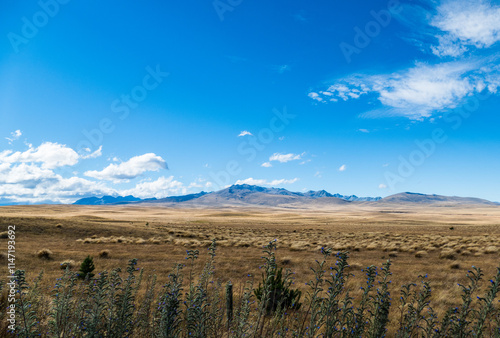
1,0 -> 499,204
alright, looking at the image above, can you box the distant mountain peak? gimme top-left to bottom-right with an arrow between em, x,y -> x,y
72,186 -> 495,207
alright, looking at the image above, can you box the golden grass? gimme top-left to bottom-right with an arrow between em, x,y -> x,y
60,259 -> 75,270
1,203 -> 500,334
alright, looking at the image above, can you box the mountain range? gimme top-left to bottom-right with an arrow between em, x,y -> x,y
73,184 -> 498,207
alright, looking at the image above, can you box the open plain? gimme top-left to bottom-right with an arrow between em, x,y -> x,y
1,202 -> 500,334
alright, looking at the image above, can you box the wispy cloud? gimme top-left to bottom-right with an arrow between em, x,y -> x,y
379,183 -> 387,189
309,0 -> 500,120
269,152 -> 302,163
359,129 -> 370,133
274,64 -> 291,74
261,162 -> 272,168
235,177 -> 299,186
338,164 -> 347,172
309,59 -> 500,119
293,12 -> 308,22
430,0 -> 500,57
238,130 -> 253,137
5,130 -> 22,144
85,153 -> 167,182
81,146 -> 103,159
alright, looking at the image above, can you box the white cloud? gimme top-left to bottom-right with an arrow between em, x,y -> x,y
0,141 -> 116,203
359,129 -> 370,133
0,163 -> 57,185
431,0 -> 500,57
379,183 -> 387,189
235,177 -> 299,186
308,92 -> 323,102
338,164 -> 347,172
81,146 -> 103,159
274,64 -> 291,74
120,176 -> 186,199
238,130 -> 253,137
261,162 -> 272,168
84,153 -> 167,182
188,177 -> 212,189
0,169 -> 114,204
309,60 -> 500,119
269,152 -> 302,163
0,142 -> 80,169
5,130 -> 22,144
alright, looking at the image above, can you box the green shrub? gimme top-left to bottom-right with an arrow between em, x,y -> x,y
78,255 -> 95,279
254,267 -> 302,314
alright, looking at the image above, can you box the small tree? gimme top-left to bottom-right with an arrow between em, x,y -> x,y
254,266 -> 302,315
78,256 -> 95,280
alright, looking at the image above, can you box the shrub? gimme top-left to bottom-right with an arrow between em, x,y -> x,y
78,255 -> 95,279
415,251 -> 427,258
37,249 -> 53,260
60,260 -> 75,270
484,246 -> 498,254
98,250 -> 110,258
439,250 -> 456,260
254,242 -> 302,315
0,231 -> 8,239
450,262 -> 460,269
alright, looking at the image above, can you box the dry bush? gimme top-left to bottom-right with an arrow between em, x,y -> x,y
99,250 -> 110,258
439,250 -> 456,260
0,252 -> 6,262
450,262 -> 460,269
346,262 -> 363,271
0,231 -> 8,239
37,248 -> 53,260
55,223 -> 63,228
415,251 -> 427,258
289,242 -> 308,251
60,260 -> 75,270
148,237 -> 162,245
484,246 -> 498,254
388,252 -> 398,258
280,257 -> 293,265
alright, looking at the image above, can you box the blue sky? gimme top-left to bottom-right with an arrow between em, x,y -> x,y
1,0 -> 500,204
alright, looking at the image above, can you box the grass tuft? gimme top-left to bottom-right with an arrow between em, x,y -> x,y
37,248 -> 53,260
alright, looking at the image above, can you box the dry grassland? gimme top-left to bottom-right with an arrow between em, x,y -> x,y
1,203 -> 500,332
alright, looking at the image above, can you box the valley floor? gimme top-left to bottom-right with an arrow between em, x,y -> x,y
1,203 -> 500,334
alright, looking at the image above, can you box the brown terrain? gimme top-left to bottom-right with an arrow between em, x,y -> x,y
1,201 -> 500,330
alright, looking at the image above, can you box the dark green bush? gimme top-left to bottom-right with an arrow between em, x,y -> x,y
78,255 -> 95,279
254,267 -> 302,314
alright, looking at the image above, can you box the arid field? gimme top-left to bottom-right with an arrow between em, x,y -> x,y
1,203 -> 500,335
